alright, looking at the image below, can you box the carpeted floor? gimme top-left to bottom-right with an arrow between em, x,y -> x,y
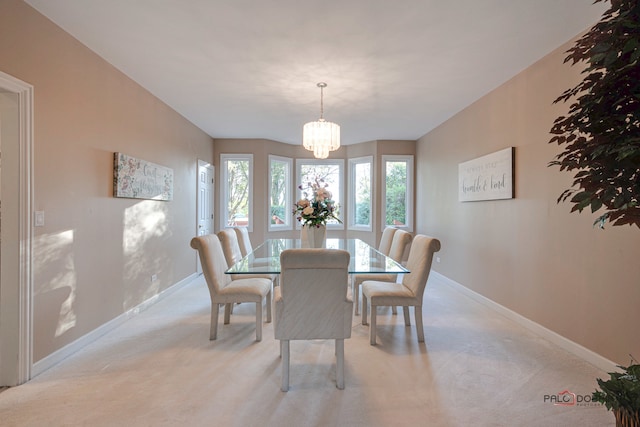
0,275 -> 614,426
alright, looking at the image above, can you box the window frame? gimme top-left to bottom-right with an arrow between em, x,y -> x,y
220,153 -> 254,232
381,154 -> 414,232
348,156 -> 373,231
295,158 -> 345,231
268,155 -> 293,231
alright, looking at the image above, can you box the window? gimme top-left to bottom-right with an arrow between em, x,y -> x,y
268,155 -> 292,231
296,159 -> 344,229
382,155 -> 413,232
348,156 -> 372,231
220,154 -> 253,231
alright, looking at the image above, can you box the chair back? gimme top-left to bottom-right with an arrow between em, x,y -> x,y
378,227 -> 397,256
217,229 -> 244,267
190,234 -> 232,296
276,249 -> 352,340
234,227 -> 253,257
388,229 -> 413,263
402,235 -> 441,300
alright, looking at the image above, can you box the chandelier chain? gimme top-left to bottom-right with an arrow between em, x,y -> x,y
318,82 -> 326,120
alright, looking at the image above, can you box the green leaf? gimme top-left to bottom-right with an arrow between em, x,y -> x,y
622,38 -> 638,54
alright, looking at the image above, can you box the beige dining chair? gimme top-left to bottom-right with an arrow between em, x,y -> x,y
234,226 -> 274,274
190,234 -> 272,341
361,234 -> 441,345
377,226 -> 397,257
217,229 -> 276,282
234,227 -> 253,257
275,248 -> 353,391
352,229 -> 412,315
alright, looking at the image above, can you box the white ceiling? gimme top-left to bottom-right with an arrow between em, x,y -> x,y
25,0 -> 605,146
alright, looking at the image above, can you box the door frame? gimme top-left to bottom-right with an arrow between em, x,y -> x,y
0,71 -> 34,386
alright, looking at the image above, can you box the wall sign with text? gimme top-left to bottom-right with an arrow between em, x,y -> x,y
458,147 -> 514,202
113,152 -> 173,201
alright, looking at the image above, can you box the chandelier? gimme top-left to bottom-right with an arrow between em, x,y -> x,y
303,82 -> 340,159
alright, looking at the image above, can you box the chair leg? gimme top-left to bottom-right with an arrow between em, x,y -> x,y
266,291 -> 272,323
256,302 -> 263,342
403,306 -> 411,326
336,339 -> 345,390
224,303 -> 232,324
209,302 -> 220,340
415,306 -> 424,342
281,340 -> 290,392
391,306 -> 397,315
370,305 -> 377,345
354,281 -> 360,315
361,294 -> 368,325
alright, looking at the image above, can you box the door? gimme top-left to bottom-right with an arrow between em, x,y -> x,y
197,160 -> 214,273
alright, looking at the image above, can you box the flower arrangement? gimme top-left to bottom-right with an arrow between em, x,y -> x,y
293,177 -> 341,227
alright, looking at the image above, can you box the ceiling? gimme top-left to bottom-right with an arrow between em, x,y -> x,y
25,0 -> 606,146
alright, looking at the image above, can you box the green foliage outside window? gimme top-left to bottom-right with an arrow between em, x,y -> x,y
355,202 -> 370,225
354,162 -> 371,226
226,159 -> 249,225
299,164 -> 341,225
270,160 -> 288,224
385,161 -> 407,225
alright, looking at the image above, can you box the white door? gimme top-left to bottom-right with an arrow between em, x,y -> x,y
197,160 -> 214,273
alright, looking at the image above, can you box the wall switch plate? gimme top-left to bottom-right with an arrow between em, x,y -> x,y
34,211 -> 45,227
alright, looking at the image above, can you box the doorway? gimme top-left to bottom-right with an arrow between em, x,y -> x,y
0,71 -> 33,386
196,160 -> 214,274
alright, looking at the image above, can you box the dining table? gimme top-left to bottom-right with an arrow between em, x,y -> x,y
225,238 -> 409,275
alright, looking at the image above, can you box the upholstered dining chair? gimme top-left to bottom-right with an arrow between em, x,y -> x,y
377,226 -> 397,258
233,227 -> 253,257
190,234 -> 272,341
233,226 -> 275,275
217,229 -> 276,282
352,229 -> 412,315
275,249 -> 353,391
361,234 -> 441,345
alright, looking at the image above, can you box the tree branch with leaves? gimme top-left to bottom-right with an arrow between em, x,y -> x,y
549,0 -> 640,228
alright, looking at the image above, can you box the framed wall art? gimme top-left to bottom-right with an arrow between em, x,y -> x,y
113,152 -> 173,201
458,147 -> 514,202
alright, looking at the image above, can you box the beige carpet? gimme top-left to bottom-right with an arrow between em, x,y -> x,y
0,275 -> 614,426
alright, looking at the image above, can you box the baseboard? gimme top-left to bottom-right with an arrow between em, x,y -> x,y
430,271 -> 617,373
32,273 -> 198,377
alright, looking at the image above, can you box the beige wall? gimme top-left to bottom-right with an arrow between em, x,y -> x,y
0,0 -> 214,361
415,37 -> 640,365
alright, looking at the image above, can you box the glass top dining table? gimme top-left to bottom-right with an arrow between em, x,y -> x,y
225,238 -> 410,275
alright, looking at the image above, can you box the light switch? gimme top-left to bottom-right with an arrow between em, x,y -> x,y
34,211 -> 45,227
